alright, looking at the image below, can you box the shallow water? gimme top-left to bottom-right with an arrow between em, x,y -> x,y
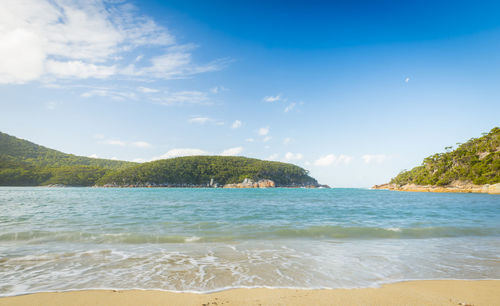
0,187 -> 499,295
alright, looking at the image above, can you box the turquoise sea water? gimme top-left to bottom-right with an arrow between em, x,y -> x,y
0,187 -> 499,295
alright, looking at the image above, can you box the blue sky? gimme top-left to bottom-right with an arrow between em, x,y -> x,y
1,0 -> 500,187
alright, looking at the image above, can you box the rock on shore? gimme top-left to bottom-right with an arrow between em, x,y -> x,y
223,178 -> 275,188
372,182 -> 500,194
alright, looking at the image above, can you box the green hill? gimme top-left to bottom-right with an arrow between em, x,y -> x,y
0,132 -> 134,186
390,127 -> 500,186
0,132 -> 318,187
97,156 -> 318,187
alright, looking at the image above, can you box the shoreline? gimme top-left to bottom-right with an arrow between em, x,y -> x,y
1,280 -> 499,305
372,183 -> 500,194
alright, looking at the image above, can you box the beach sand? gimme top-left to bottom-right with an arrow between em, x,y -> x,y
1,280 -> 498,306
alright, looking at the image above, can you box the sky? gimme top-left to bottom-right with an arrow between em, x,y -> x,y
1,0 -> 500,187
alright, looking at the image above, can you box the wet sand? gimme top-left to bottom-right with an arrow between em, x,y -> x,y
1,280 -> 499,306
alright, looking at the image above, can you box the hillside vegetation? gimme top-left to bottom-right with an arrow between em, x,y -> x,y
0,132 -> 134,186
391,127 -> 500,186
0,132 -> 318,187
97,156 -> 318,187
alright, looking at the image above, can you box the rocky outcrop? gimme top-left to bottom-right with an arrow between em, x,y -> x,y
223,178 -> 275,188
372,182 -> 500,194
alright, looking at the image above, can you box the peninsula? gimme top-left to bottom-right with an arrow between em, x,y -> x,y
373,127 -> 500,194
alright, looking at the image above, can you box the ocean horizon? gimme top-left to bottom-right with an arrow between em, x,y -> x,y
1,187 -> 499,296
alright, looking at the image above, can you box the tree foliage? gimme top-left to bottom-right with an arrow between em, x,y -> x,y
390,127 -> 500,186
0,132 -> 133,186
0,132 -> 318,187
97,156 -> 318,187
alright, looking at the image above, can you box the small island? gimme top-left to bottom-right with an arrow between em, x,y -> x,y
373,127 -> 500,194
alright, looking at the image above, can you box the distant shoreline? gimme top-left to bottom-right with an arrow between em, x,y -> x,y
0,280 -> 498,306
372,183 -> 500,194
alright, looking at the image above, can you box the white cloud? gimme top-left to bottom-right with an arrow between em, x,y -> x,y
284,102 -> 296,113
81,88 -> 136,100
45,101 -> 57,110
132,158 -> 146,163
283,137 -> 292,145
220,146 -> 243,156
153,148 -> 209,160
314,154 -> 353,166
188,116 -> 211,124
88,154 -> 99,158
0,28 -> 45,83
45,60 -> 116,79
132,141 -> 151,148
268,153 -> 279,160
405,77 -> 410,83
101,139 -> 126,146
137,86 -> 159,93
0,0 -> 224,84
94,134 -> 105,140
258,127 -> 269,136
245,138 -> 255,142
263,94 -> 281,102
231,120 -> 242,129
263,136 -> 272,142
110,157 -> 118,160
210,86 -> 228,94
284,152 -> 303,161
152,91 -> 209,105
362,154 -> 389,164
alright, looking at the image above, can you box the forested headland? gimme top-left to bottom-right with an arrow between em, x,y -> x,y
0,132 -> 318,187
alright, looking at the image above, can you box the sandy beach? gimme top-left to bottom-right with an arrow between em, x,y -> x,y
1,280 -> 499,306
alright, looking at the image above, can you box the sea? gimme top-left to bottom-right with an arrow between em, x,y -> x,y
0,187 -> 499,296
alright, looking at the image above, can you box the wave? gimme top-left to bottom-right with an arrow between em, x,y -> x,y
1,225 -> 498,244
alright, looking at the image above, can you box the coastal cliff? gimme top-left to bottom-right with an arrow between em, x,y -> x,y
374,127 -> 500,194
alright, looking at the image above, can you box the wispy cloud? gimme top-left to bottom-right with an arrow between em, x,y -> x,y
132,141 -> 152,148
210,86 -> 228,94
284,152 -> 303,161
284,102 -> 296,113
137,86 -> 159,93
283,137 -> 293,145
263,136 -> 272,142
220,146 -> 243,156
258,127 -> 270,136
97,135 -> 151,148
101,139 -> 126,146
362,154 -> 389,164
267,153 -> 279,160
81,88 -> 137,100
153,148 -> 209,160
152,91 -> 210,106
314,154 -> 353,166
45,101 -> 57,110
0,0 -> 226,84
231,120 -> 242,129
188,116 -> 212,124
263,94 -> 281,103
